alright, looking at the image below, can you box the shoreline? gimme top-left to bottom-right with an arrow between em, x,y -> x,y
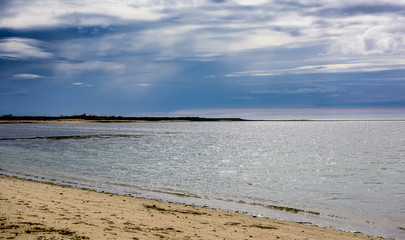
0,175 -> 389,240
0,116 -> 247,124
1,118 -> 404,124
0,119 -> 192,124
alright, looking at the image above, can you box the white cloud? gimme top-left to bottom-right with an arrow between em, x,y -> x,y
325,16 -> 405,55
0,38 -> 52,60
233,0 -> 269,6
0,0 -> 165,29
125,23 -> 296,61
226,56 -> 405,77
71,82 -> 94,87
13,73 -> 43,79
2,0 -> 404,60
128,0 -> 405,59
137,83 -> 153,87
2,0 -> 404,74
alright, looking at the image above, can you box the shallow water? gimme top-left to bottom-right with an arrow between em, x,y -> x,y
0,121 -> 404,239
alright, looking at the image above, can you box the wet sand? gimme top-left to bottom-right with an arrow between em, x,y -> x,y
0,175 -> 388,240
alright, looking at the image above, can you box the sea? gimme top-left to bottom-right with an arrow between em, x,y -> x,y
0,121 -> 404,239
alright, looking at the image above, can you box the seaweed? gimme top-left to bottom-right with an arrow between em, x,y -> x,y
144,204 -> 207,215
249,224 -> 278,230
264,205 -> 320,215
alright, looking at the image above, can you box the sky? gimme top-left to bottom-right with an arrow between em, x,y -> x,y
1,0 -> 405,119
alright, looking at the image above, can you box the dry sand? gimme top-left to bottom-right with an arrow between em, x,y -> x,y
0,175 -> 388,240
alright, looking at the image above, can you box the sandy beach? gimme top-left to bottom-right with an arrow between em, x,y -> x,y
0,175 -> 388,240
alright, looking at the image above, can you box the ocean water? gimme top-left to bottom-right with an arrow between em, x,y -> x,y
0,121 -> 404,239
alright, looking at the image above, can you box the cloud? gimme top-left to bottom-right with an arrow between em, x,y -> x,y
251,87 -> 335,94
225,56 -> 405,77
71,82 -> 93,87
326,22 -> 405,55
137,83 -> 154,87
150,1 -> 404,58
2,0 -> 404,60
233,0 -> 269,6
0,37 -> 52,60
13,73 -> 43,79
0,0 -> 165,29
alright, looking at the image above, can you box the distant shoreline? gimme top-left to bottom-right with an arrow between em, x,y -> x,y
0,115 -> 247,124
1,115 -> 404,124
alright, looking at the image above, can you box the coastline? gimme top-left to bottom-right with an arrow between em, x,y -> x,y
0,116 -> 247,124
1,119 -> 404,124
0,119 -> 148,124
0,119 -> 190,124
1,115 -> 404,124
0,175 -> 389,240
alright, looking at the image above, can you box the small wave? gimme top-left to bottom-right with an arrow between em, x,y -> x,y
149,188 -> 203,199
205,196 -> 322,217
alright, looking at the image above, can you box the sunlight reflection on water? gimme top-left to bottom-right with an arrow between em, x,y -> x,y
1,121 -> 404,239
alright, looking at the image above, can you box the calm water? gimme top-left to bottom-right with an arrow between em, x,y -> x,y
0,121 -> 404,239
